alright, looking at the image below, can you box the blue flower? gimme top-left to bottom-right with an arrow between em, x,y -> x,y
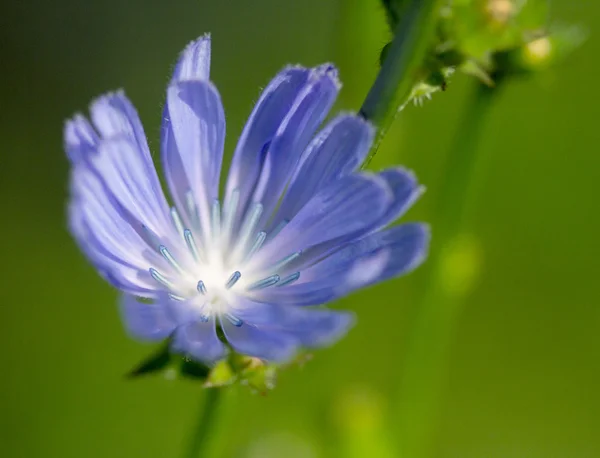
65,35 -> 429,364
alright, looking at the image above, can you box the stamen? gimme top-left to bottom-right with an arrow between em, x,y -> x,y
225,271 -> 242,289
277,272 -> 300,287
159,245 -> 185,275
244,231 -> 267,262
235,203 -> 264,255
197,280 -> 207,295
224,313 -> 243,327
211,199 -> 221,240
246,274 -> 280,291
149,267 -> 176,290
199,312 -> 210,323
168,293 -> 186,301
184,229 -> 202,262
270,251 -> 302,273
170,207 -> 185,237
222,188 -> 240,241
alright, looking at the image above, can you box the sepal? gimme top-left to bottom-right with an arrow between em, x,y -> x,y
126,342 -> 311,394
127,340 -> 173,378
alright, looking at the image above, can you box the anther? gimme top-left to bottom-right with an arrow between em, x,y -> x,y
184,229 -> 202,262
247,274 -> 280,291
197,280 -> 207,295
224,313 -> 243,327
149,267 -> 176,290
245,231 -> 267,262
225,271 -> 242,289
277,272 -> 300,287
270,251 -> 301,273
159,245 -> 185,274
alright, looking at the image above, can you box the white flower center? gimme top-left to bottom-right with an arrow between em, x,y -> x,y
146,191 -> 300,322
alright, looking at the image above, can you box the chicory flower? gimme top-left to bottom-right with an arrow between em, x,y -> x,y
66,35 -> 428,364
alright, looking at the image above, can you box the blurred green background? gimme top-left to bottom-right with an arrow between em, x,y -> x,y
1,0 -> 599,457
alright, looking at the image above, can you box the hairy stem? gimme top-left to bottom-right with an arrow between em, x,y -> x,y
360,0 -> 441,166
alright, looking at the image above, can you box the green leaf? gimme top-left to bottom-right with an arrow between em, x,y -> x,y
126,341 -> 172,379
179,358 -> 211,380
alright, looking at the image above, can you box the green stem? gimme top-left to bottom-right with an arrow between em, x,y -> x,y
395,81 -> 498,458
184,388 -> 221,458
360,0 -> 441,166
434,82 -> 496,231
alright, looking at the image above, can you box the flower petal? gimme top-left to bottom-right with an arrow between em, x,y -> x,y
256,223 -> 430,306
171,34 -> 211,82
305,223 -> 430,283
230,299 -> 355,348
162,35 -> 213,215
85,92 -> 173,235
377,167 -> 424,228
249,64 -> 340,224
64,114 -> 99,163
69,203 -> 152,295
172,320 -> 226,364
224,67 -> 310,208
165,80 -> 225,235
120,294 -> 177,341
251,173 -> 392,270
221,319 -> 298,363
90,91 -> 151,159
273,114 -> 374,224
224,65 -> 339,230
87,137 -> 173,236
69,165 -> 160,294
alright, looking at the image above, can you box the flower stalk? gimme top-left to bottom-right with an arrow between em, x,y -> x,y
185,388 -> 222,458
395,80 -> 500,458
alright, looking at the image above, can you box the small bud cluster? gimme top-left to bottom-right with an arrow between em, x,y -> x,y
381,0 -> 585,103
